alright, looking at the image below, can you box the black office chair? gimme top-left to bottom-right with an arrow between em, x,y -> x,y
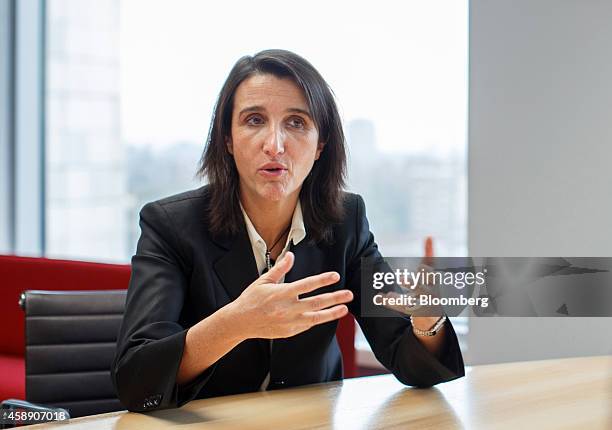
19,290 -> 127,418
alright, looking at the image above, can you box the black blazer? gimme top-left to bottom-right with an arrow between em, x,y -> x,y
111,186 -> 464,412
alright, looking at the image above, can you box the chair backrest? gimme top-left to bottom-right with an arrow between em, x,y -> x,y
336,314 -> 356,378
0,255 -> 130,357
22,290 -> 127,417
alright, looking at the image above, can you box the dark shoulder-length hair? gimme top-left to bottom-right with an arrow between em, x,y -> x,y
198,49 -> 347,244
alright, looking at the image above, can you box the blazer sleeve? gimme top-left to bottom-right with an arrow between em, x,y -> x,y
111,202 -> 216,412
345,195 -> 465,387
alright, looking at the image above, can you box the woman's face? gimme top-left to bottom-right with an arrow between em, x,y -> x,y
227,73 -> 323,204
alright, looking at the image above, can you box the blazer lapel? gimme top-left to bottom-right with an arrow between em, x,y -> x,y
272,236 -> 330,380
285,236 -> 327,295
212,226 -> 270,367
213,230 -> 328,301
213,227 -> 259,302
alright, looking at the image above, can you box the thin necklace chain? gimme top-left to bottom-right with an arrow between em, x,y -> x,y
265,224 -> 291,271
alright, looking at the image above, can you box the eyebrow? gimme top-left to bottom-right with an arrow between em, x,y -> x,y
238,106 -> 313,120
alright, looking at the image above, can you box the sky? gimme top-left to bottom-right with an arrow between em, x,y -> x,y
119,0 -> 467,155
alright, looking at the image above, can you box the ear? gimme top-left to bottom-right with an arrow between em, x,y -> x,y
225,136 -> 233,155
315,142 -> 325,160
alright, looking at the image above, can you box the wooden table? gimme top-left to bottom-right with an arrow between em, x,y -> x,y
28,356 -> 611,429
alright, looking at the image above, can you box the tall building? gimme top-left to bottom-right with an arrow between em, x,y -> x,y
125,141 -> 203,256
46,0 -> 128,261
346,119 -> 378,194
346,119 -> 466,257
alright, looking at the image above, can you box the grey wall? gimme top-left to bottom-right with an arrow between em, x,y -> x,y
468,0 -> 612,365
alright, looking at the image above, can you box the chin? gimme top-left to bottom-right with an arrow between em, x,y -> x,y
259,186 -> 287,202
259,183 -> 296,202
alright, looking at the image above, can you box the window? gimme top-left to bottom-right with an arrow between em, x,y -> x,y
45,0 -> 467,263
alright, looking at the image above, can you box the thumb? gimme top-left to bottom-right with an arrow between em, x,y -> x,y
422,236 -> 434,267
259,251 -> 295,284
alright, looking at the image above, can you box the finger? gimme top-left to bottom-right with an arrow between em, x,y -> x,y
380,292 -> 422,316
395,283 -> 443,317
408,279 -> 439,299
259,251 -> 295,284
422,236 -> 434,267
416,263 -> 434,274
302,304 -> 348,327
298,289 -> 353,312
288,271 -> 340,296
396,278 -> 415,291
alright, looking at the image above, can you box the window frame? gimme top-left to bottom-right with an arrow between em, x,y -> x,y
1,0 -> 46,256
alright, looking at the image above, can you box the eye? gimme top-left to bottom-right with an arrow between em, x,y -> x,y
246,114 -> 264,126
287,116 -> 306,129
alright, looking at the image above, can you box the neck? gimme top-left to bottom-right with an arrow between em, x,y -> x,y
240,190 -> 298,249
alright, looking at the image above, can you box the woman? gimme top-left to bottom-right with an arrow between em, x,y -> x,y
112,49 -> 464,412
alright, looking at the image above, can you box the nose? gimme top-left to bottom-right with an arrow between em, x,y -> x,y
262,124 -> 285,157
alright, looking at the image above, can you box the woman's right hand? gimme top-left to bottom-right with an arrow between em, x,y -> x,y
229,251 -> 353,340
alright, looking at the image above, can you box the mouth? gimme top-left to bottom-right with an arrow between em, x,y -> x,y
258,163 -> 288,177
258,168 -> 287,177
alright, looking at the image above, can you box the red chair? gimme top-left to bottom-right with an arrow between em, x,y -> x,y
0,255 -> 130,401
337,314 -> 357,378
